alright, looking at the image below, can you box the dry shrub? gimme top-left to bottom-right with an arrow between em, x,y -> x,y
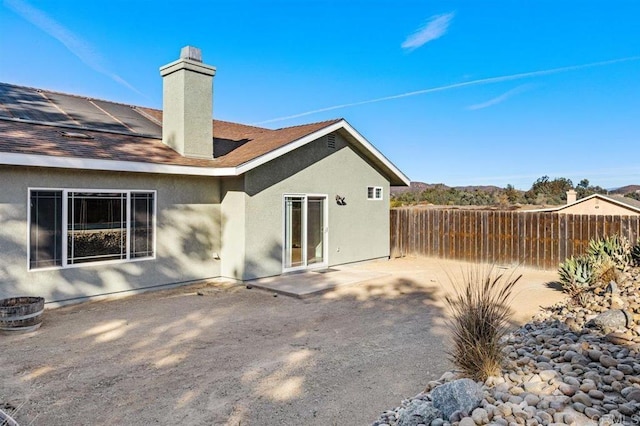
444,267 -> 521,381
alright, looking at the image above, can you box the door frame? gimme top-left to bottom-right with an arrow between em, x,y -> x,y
282,193 -> 328,273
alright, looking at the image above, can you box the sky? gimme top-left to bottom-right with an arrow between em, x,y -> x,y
1,0 -> 639,190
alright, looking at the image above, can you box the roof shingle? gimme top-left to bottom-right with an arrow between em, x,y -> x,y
0,82 -> 341,169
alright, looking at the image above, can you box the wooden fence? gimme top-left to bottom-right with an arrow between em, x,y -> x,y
390,208 -> 640,269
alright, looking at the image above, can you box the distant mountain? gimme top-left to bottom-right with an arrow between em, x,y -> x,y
611,185 -> 640,194
390,182 -> 443,195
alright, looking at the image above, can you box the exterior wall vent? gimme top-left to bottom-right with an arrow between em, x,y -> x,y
327,133 -> 336,149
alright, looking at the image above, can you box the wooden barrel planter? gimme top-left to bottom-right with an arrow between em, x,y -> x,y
0,297 -> 45,333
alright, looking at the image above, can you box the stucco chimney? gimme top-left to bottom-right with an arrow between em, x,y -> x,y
159,46 -> 216,158
566,189 -> 577,204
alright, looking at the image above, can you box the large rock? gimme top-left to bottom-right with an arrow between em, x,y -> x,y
586,309 -> 631,330
397,400 -> 442,426
431,378 -> 483,419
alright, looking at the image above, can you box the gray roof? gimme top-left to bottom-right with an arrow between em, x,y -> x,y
606,194 -> 640,211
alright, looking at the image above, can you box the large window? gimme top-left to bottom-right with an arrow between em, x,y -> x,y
29,189 -> 155,270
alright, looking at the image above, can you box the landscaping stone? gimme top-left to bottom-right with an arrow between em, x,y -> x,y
431,379 -> 483,419
397,400 -> 443,426
372,265 -> 640,426
586,310 -> 629,330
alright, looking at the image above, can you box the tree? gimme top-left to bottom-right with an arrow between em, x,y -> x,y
504,184 -> 523,204
525,176 -> 573,205
576,178 -> 607,199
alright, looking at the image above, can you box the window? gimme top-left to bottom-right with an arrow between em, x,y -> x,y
29,189 -> 155,269
30,191 -> 63,269
367,186 -> 383,200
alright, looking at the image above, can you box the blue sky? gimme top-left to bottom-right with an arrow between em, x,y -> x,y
1,0 -> 639,190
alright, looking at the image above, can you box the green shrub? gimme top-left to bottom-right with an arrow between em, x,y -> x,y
389,199 -> 403,208
444,267 -> 520,381
558,255 -> 595,297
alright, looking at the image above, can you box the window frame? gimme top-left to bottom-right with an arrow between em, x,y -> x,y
367,186 -> 383,201
27,188 -> 156,271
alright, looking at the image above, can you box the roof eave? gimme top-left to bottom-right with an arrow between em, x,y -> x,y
235,119 -> 411,186
0,119 -> 411,185
0,152 -> 237,177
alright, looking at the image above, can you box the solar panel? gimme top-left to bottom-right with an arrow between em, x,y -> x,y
0,83 -> 160,137
0,84 -> 74,124
45,92 -> 130,133
92,100 -> 161,137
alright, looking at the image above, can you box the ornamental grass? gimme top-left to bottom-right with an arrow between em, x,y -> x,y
444,267 -> 521,381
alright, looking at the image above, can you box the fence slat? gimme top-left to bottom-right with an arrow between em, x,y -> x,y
390,208 -> 640,269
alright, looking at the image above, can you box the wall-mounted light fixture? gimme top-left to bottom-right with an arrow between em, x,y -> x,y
335,195 -> 347,206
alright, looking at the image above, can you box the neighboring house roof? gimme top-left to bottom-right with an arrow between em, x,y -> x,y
530,193 -> 640,214
0,83 -> 410,185
606,194 -> 640,211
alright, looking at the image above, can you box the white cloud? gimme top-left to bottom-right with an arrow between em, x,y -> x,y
4,0 -> 143,96
466,84 -> 533,110
401,12 -> 455,52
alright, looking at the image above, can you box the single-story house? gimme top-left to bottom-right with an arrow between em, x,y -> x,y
532,190 -> 640,216
0,47 -> 409,304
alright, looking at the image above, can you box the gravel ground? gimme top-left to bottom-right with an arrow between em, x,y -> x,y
0,257 -> 563,426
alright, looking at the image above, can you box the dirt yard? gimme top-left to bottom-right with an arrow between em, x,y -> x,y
0,257 -> 565,426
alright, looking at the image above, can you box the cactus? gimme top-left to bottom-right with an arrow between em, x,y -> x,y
631,240 -> 640,266
558,255 -> 595,297
586,234 -> 631,272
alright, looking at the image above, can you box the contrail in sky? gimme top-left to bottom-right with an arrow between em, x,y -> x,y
254,56 -> 640,125
466,84 -> 534,110
4,0 -> 144,97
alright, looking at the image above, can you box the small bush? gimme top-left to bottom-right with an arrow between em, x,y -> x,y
389,199 -> 403,208
444,267 -> 520,381
592,256 -> 619,285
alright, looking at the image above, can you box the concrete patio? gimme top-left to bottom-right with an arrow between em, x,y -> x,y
245,265 -> 391,298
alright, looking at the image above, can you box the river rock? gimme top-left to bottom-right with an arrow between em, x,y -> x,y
599,355 -> 618,368
625,389 -> 640,403
471,407 -> 489,424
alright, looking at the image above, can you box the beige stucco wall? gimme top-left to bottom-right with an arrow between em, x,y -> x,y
220,176 -> 247,280
560,198 -> 640,216
1,132 -> 397,297
241,132 -> 390,280
0,166 -> 222,303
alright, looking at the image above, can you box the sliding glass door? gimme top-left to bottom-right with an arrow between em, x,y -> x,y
284,195 -> 327,271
